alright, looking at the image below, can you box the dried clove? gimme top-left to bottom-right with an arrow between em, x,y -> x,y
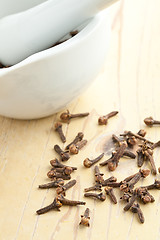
54,145 -> 70,161
99,152 -> 116,166
120,169 -> 150,192
70,30 -> 79,37
55,122 -> 66,143
83,153 -> 104,168
136,142 -> 156,171
39,178 -> 64,189
126,136 -> 137,147
36,197 -> 62,215
152,140 -> 160,149
136,187 -> 155,204
79,208 -> 90,227
124,190 -> 137,211
105,187 -> 117,204
84,184 -> 102,192
50,158 -> 77,170
65,132 -> 84,150
56,179 -> 76,195
144,149 -> 157,175
69,140 -> 87,154
112,135 -> 136,158
137,129 -> 146,137
112,134 -> 122,145
84,192 -> 106,201
123,172 -> 139,182
47,170 -> 71,180
131,203 -> 144,223
101,176 -> 117,186
51,166 -> 73,175
144,117 -> 160,126
120,192 -> 132,202
107,141 -> 127,171
57,194 -> 86,206
123,150 -> 136,159
120,131 -> 153,144
103,182 -> 121,188
98,111 -> 118,125
142,180 -> 160,190
94,166 -> 104,184
137,148 -> 144,167
60,110 -> 89,122
84,176 -> 117,192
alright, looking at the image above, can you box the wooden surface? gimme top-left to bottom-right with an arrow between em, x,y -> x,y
1,0 -> 160,239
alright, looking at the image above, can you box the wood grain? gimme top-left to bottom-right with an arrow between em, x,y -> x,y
1,0 -> 160,239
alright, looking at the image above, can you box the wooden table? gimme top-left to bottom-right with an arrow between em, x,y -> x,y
1,0 -> 160,239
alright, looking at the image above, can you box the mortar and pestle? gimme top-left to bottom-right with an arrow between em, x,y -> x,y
0,0 -> 119,119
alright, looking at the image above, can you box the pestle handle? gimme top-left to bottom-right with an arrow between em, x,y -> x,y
0,0 -> 119,66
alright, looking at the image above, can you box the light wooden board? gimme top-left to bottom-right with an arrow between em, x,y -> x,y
1,0 -> 160,239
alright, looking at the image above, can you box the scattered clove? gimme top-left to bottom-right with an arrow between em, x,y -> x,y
47,170 -> 71,180
56,179 -> 76,195
55,122 -> 66,143
98,111 -> 118,125
112,134 -> 123,145
137,129 -> 146,137
54,145 -> 70,161
120,192 -> 132,202
83,153 -> 104,168
152,140 -> 160,149
84,184 -> 102,192
39,178 -> 64,189
123,150 -> 136,159
144,117 -> 160,126
36,197 -> 62,215
65,132 -> 84,150
112,134 -> 136,158
79,208 -> 90,227
99,152 -> 116,166
126,136 -> 137,147
144,149 -> 157,175
120,169 -> 150,192
131,203 -> 144,223
60,110 -> 89,122
69,140 -> 87,154
57,194 -> 86,206
136,187 -> 155,204
120,131 -> 153,144
50,158 -> 77,170
137,148 -> 144,167
107,141 -> 127,171
94,166 -> 104,184
84,192 -> 106,201
103,182 -> 121,188
101,176 -> 117,186
105,187 -> 117,204
124,190 -> 137,211
84,176 -> 117,192
51,166 -> 73,175
142,180 -> 160,190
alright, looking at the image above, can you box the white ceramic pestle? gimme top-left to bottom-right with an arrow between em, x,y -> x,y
0,0 -> 119,66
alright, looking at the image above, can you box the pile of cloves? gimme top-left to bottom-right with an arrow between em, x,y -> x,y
37,111 -> 89,216
37,110 -> 160,225
99,129 -> 160,175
